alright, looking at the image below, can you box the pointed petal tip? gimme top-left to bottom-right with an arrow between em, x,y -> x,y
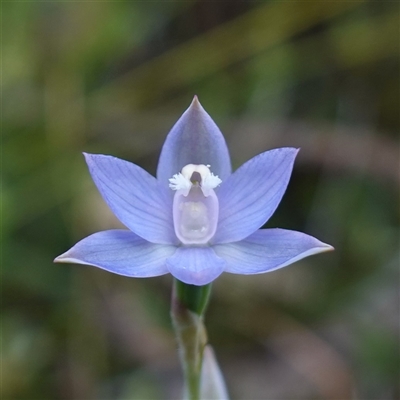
53,255 -> 63,263
54,250 -> 68,263
190,94 -> 202,109
53,252 -> 92,266
287,147 -> 300,156
83,151 -> 96,161
319,242 -> 335,252
83,152 -> 105,163
83,152 -> 93,165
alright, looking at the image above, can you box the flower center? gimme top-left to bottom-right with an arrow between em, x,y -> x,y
169,164 -> 221,245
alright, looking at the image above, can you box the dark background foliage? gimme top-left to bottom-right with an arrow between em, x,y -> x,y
3,1 -> 399,399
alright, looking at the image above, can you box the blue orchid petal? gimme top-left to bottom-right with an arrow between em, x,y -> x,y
84,153 -> 178,245
212,148 -> 298,244
214,228 -> 333,274
157,97 -> 231,187
54,230 -> 177,277
166,246 -> 225,286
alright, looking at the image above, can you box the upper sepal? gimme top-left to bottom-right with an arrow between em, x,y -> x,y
157,97 -> 231,187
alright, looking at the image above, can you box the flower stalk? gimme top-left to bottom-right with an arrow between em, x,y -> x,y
171,279 -> 211,400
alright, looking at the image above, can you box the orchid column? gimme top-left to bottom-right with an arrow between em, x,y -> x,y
55,97 -> 333,399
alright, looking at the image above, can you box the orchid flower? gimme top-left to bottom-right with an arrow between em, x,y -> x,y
55,97 -> 333,286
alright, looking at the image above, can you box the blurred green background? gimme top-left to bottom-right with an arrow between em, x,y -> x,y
3,1 -> 399,399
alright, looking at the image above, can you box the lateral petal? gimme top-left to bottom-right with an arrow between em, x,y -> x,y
212,148 -> 298,244
84,153 -> 178,245
54,230 -> 176,277
214,228 -> 333,274
166,246 -> 225,286
157,97 -> 231,187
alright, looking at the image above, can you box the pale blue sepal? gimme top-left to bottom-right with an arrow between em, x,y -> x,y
54,230 -> 176,277
200,345 -> 230,400
166,247 -> 225,286
157,97 -> 231,187
212,148 -> 299,244
214,228 -> 333,274
84,153 -> 178,245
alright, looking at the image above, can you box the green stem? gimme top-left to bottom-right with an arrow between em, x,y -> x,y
175,279 -> 212,315
171,279 -> 212,400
